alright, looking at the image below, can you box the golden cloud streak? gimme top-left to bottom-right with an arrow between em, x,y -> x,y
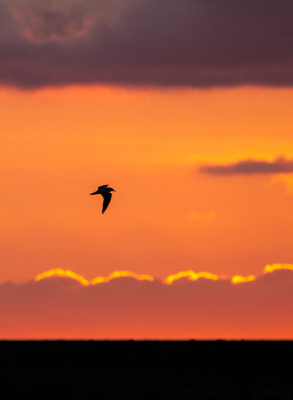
163,270 -> 227,285
264,263 -> 293,273
35,268 -> 90,286
90,271 -> 154,285
35,269 -> 154,286
34,264 -> 293,286
231,275 -> 256,284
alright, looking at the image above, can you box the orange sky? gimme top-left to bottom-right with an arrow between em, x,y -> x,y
0,87 -> 293,282
1,83 -> 293,339
1,85 -> 293,286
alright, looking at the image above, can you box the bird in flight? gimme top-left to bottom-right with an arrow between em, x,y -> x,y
90,185 -> 116,214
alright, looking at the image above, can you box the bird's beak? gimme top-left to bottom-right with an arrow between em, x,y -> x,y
90,190 -> 99,195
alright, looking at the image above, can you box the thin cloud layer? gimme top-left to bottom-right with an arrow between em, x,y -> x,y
1,266 -> 293,339
199,157 -> 293,175
1,0 -> 293,88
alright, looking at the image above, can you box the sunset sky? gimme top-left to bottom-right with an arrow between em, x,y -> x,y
1,0 -> 293,339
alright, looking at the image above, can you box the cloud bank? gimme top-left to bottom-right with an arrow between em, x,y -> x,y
199,157 -> 293,175
1,265 -> 293,339
1,0 -> 293,88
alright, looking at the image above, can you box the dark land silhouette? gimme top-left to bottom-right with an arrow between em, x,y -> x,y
1,340 -> 293,399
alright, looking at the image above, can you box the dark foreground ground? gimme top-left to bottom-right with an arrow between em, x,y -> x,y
1,341 -> 293,399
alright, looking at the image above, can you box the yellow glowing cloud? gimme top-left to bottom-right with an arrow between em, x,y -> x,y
231,275 -> 256,284
91,271 -> 154,285
35,269 -> 154,286
164,270 -> 225,285
264,264 -> 293,274
34,265 -> 293,287
35,268 -> 90,286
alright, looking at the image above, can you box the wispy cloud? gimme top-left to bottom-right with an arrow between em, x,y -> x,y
199,157 -> 293,176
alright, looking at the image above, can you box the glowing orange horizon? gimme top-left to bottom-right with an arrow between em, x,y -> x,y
34,264 -> 293,287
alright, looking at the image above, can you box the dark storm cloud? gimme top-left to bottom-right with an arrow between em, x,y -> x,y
1,0 -> 293,88
199,157 -> 293,175
1,269 -> 293,339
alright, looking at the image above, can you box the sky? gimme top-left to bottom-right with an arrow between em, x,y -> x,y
1,0 -> 293,339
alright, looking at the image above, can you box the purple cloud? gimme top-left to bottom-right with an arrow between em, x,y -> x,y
199,157 -> 293,175
1,0 -> 293,88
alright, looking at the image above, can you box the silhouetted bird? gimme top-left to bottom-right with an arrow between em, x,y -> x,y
90,185 -> 116,214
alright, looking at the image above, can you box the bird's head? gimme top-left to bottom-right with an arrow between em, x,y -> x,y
109,188 -> 116,192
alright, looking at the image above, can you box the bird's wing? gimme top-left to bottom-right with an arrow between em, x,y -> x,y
102,193 -> 112,214
98,184 -> 108,190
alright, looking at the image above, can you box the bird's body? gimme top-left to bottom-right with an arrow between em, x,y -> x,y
90,185 -> 115,214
